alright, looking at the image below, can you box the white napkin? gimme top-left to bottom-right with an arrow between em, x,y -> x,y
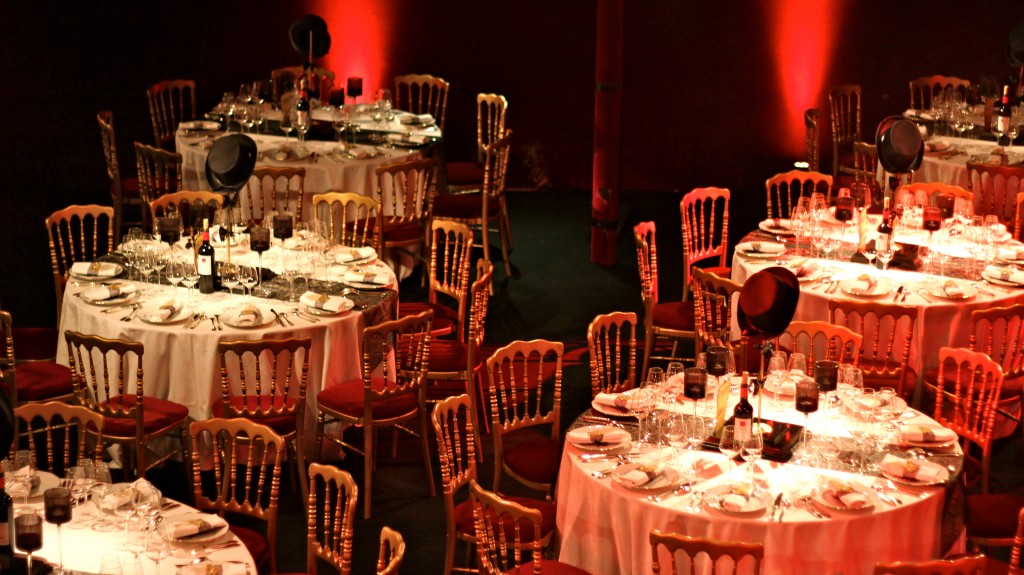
739,241 -> 785,254
940,281 -> 963,298
879,454 -> 945,483
857,274 -> 878,293
100,486 -> 135,509
899,424 -> 957,444
299,291 -> 350,313
695,458 -> 730,480
904,109 -> 935,121
790,259 -> 818,279
925,140 -> 951,152
71,261 -> 120,277
719,488 -> 751,512
617,462 -> 664,488
823,480 -> 869,509
566,426 -> 631,445
386,133 -> 428,145
169,514 -> 228,539
146,299 -> 183,322
996,245 -> 1024,261
336,246 -> 376,263
82,283 -> 136,301
593,392 -> 630,411
5,466 -> 37,498
985,265 -> 1024,284
236,305 -> 262,327
399,113 -> 434,125
343,269 -> 390,285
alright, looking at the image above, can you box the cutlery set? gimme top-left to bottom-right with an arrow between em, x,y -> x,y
270,308 -> 293,326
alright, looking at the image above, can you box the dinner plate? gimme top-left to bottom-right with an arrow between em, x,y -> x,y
882,466 -> 950,487
263,146 -> 309,162
812,481 -> 876,513
220,305 -> 276,329
899,438 -> 958,451
925,280 -> 977,300
982,271 -> 1024,287
590,399 -> 633,418
610,463 -> 681,492
299,299 -> 353,316
758,219 -> 795,236
736,241 -> 786,259
158,512 -> 230,544
703,484 -> 769,516
567,425 -> 633,453
343,279 -> 390,290
839,278 -> 892,298
70,263 -> 125,281
80,291 -> 138,306
180,120 -> 221,132
139,303 -> 193,325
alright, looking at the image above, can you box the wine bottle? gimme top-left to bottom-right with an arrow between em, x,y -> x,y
997,85 -> 1013,141
0,471 -> 12,559
296,76 -> 311,129
733,372 -> 753,442
198,219 -> 216,294
876,197 -> 893,263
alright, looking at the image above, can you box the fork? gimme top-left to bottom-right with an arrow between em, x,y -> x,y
798,496 -> 830,519
120,304 -> 141,322
648,482 -> 693,502
871,483 -> 902,506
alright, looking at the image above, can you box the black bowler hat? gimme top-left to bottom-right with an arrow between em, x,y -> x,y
205,134 -> 257,192
737,267 -> 800,338
876,116 -> 923,174
289,15 -> 331,58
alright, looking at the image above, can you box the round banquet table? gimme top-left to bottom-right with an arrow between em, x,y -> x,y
555,386 -> 965,575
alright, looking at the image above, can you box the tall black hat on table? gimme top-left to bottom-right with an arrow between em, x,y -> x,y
876,115 -> 924,196
205,134 -> 257,257
289,14 -> 331,84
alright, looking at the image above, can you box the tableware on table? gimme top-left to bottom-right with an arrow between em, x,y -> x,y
566,425 -> 632,453
342,264 -> 393,289
157,512 -> 230,544
5,451 -> 37,504
718,425 -> 740,474
662,411 -> 688,465
879,454 -> 950,486
682,367 -> 707,418
298,291 -> 354,315
703,483 -> 768,516
220,263 -> 239,295
788,352 -> 807,375
180,120 -> 222,133
44,486 -> 72,574
739,432 -> 763,484
249,227 -> 271,297
98,552 -> 122,575
795,378 -> 819,432
65,465 -> 92,529
925,279 -> 977,300
758,219 -> 794,236
239,265 -> 259,301
145,531 -> 172,575
839,276 -> 892,297
735,241 -> 786,258
685,415 -> 713,478
14,509 -> 43,575
610,462 -> 680,491
591,390 -> 635,417
627,387 -> 656,446
70,261 -> 124,281
982,265 -> 1024,287
138,299 -> 191,325
812,478 -> 876,512
180,263 -> 200,304
80,282 -> 138,305
220,304 -> 275,329
334,245 -> 377,265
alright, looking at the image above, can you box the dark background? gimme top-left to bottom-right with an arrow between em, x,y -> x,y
2,1 -> 1023,327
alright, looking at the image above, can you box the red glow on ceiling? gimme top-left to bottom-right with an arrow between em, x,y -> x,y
310,0 -> 395,98
768,0 -> 844,158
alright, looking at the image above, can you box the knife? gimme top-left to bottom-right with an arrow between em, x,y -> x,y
769,493 -> 784,521
892,286 -> 904,302
270,309 -> 286,326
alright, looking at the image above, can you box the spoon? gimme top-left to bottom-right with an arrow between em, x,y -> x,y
648,482 -> 693,502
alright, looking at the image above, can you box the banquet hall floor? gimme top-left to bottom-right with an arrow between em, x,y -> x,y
127,189 -> 1024,573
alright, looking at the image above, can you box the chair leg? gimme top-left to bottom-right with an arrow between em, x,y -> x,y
136,439 -> 147,481
364,423 -> 374,519
501,198 -> 514,252
314,411 -> 325,462
641,329 -> 655,384
419,410 -> 436,497
292,439 -> 309,506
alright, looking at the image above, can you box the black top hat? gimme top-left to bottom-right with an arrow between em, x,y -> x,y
737,267 -> 800,338
1008,20 -> 1024,68
876,116 -> 923,174
205,134 -> 257,193
289,15 -> 331,59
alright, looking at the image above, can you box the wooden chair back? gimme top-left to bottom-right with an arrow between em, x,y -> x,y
64,331 -> 145,430
375,157 -> 438,228
246,166 -> 306,224
13,402 -> 104,476
970,304 -> 1024,383
475,93 -> 508,164
149,190 -> 223,235
134,142 -> 183,224
853,141 -> 880,191
779,320 -> 862,372
765,170 -> 832,220
967,161 -> 1024,226
650,529 -> 764,575
468,479 -> 544,575
362,312 -> 432,405
1016,192 -> 1024,242
217,337 -> 311,421
97,110 -> 139,238
305,461 -> 358,575
680,187 -> 730,301
431,394 -> 478,575
900,182 -> 973,211
394,73 -> 450,130
874,554 -> 986,575
190,418 -> 284,573
311,191 -> 381,252
588,312 -> 638,397
634,221 -> 661,306
829,299 -> 918,400
46,205 -> 115,321
909,76 -> 971,110
805,108 -> 819,173
376,526 -> 405,575
935,347 -> 1004,493
830,84 -> 862,177
0,311 -> 14,407
429,220 -> 474,327
147,79 -> 196,148
691,267 -> 742,355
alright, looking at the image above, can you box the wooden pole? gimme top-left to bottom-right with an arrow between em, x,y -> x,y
591,0 -> 624,265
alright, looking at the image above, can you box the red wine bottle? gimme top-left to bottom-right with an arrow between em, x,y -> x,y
997,85 -> 1012,140
198,219 -> 216,294
876,197 -> 893,258
733,372 -> 753,441
0,472 -> 12,558
296,76 -> 311,128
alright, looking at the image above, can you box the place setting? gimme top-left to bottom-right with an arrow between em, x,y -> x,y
837,274 -> 893,298
922,278 -> 978,300
78,282 -> 139,306
566,425 -> 634,454
298,290 -> 354,316
981,264 -> 1024,287
735,241 -> 787,259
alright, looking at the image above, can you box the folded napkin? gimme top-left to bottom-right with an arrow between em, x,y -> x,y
857,274 -> 878,292
336,246 -> 376,264
169,514 -> 228,539
740,241 -> 785,254
300,291 -> 350,313
792,260 -> 818,279
386,133 -> 428,145
940,280 -> 964,298
100,486 -> 135,510
343,269 -> 390,285
719,486 -> 752,512
566,426 -> 631,446
904,109 -> 935,121
925,140 -> 951,152
236,305 -> 262,327
898,424 -> 957,444
399,113 -> 434,125
985,265 -> 1024,284
593,392 -> 630,411
617,462 -> 664,488
996,246 -> 1024,261
695,458 -> 731,480
82,283 -> 136,301
147,299 -> 183,322
879,454 -> 946,483
823,479 -> 869,509
5,466 -> 39,499
71,261 -> 120,277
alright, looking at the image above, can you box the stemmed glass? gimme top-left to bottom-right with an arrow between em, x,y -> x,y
6,450 -> 35,505
14,509 -> 43,575
662,411 -> 687,470
146,531 -> 172,575
166,261 -> 184,297
280,106 -> 295,142
65,465 -> 92,529
249,227 -> 272,297
795,377 -> 820,439
876,242 -> 895,272
718,425 -> 740,476
332,106 -> 347,146
790,197 -> 811,254
89,462 -> 115,531
44,486 -> 73,575
682,367 -> 707,419
220,262 -> 239,295
240,265 -> 258,301
626,386 -> 655,447
788,352 -> 807,375
295,107 -> 311,150
992,104 -> 1008,151
739,433 -> 764,486
181,262 -> 200,306
685,415 -> 711,479
1009,105 -> 1021,153
814,360 -> 839,411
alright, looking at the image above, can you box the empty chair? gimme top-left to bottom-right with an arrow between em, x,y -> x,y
376,526 -> 406,575
587,311 -> 638,397
190,418 -> 283,573
394,73 -> 450,130
968,304 -> 1024,442
830,84 -> 862,178
966,161 -> 1024,226
97,111 -> 142,240
148,190 -> 224,236
311,191 -> 381,251
650,530 -> 763,575
909,75 -> 971,110
487,340 -> 563,498
375,157 -> 439,276
446,93 -> 509,190
146,79 -> 196,149
689,267 -> 754,371
680,187 -> 730,303
779,320 -> 862,372
853,141 -> 880,196
45,205 -> 114,323
828,299 -> 918,401
765,170 -> 833,220
1,310 -> 73,407
286,462 -> 358,575
134,142 -> 183,231
399,220 -> 474,340
805,108 -> 820,172
246,166 -> 306,224
1015,192 -> 1024,241
12,402 -> 104,476
965,503 -> 1024,568
873,554 -> 986,575
900,182 -> 973,211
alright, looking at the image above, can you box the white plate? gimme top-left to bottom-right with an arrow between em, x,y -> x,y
839,278 -> 893,298
80,291 -> 138,306
812,481 -> 876,513
70,263 -> 125,281
703,484 -> 769,516
736,242 -> 786,258
180,120 -> 221,132
882,466 -> 950,487
263,146 -> 309,163
220,305 -> 276,329
925,280 -> 977,300
759,220 -> 795,236
981,270 -> 1024,287
611,463 -> 681,492
299,299 -> 353,316
158,513 -> 230,544
567,425 -> 633,453
590,399 -> 633,418
139,303 -> 192,325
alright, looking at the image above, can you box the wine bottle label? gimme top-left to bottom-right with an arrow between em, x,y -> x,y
198,254 -> 212,275
297,111 -> 310,125
0,522 -> 8,546
734,417 -> 752,441
876,235 -> 890,253
998,115 -> 1011,132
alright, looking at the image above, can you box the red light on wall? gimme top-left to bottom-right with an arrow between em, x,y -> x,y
310,0 -> 395,99
767,0 -> 845,157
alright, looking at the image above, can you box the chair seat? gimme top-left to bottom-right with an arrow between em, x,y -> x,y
382,221 -> 425,245
14,362 -> 73,401
11,327 -> 58,360
318,378 -> 419,420
121,176 -> 141,198
433,192 -> 499,221
503,436 -> 562,485
212,395 -> 298,435
651,300 -> 696,331
427,339 -> 469,372
399,302 -> 457,337
966,493 -> 1024,539
446,161 -> 484,186
229,524 -> 269,569
453,496 -> 556,541
507,560 -> 592,575
100,395 -> 189,437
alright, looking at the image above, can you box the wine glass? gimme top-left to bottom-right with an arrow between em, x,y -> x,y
662,411 -> 687,469
795,377 -> 820,434
145,531 -> 172,575
249,227 -> 272,297
89,462 -> 114,531
280,106 -> 296,141
14,509 -> 43,575
813,360 -> 839,411
166,261 -> 183,297
739,433 -> 763,486
240,265 -> 258,302
705,345 -> 729,395
788,352 -> 807,375
834,195 -> 855,251
876,243 -> 895,272
685,415 -> 711,479
332,106 -> 347,146
44,486 -> 73,574
627,386 -> 655,447
718,425 -> 740,475
992,104 -> 1008,151
98,552 -> 122,575
295,106 -> 311,149
790,196 -> 812,254
181,262 -> 200,305
220,262 -> 239,295
10,450 -> 35,505
837,364 -> 864,410
682,367 -> 707,419
65,466 -> 91,529
254,101 -> 268,135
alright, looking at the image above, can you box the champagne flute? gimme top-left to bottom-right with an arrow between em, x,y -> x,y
14,509 -> 43,575
44,487 -> 73,575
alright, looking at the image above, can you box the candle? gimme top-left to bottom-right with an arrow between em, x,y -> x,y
272,213 -> 293,240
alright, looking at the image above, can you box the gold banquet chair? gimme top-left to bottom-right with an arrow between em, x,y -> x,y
765,170 -> 833,221
147,79 -> 196,149
148,190 -> 224,237
376,526 -> 406,575
1,310 -> 73,407
398,220 -> 475,341
587,311 -> 638,397
650,530 -> 764,575
394,73 -> 450,130
311,191 -> 382,252
779,320 -> 862,373
909,75 -> 970,111
246,166 -> 307,225
967,161 -> 1024,227
828,299 -> 918,402
375,157 -> 439,279
45,205 -> 115,324
97,110 -> 143,240
830,83 -> 862,178
446,93 -> 509,192
12,402 -> 104,476
134,142 -> 183,232
680,186 -> 731,302
275,462 -> 358,575
873,554 -> 986,575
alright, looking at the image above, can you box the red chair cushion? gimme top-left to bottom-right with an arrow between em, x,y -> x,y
433,192 -> 499,221
382,221 -> 424,244
317,378 -> 419,419
229,524 -> 269,568
428,340 -> 469,372
212,396 -> 298,435
453,496 -> 557,541
11,327 -> 58,360
399,302 -> 457,337
14,362 -> 72,401
121,177 -> 141,197
652,301 -> 695,331
965,494 -> 1024,539
507,560 -> 592,575
446,161 -> 484,186
100,395 -> 189,437
503,436 -> 561,485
